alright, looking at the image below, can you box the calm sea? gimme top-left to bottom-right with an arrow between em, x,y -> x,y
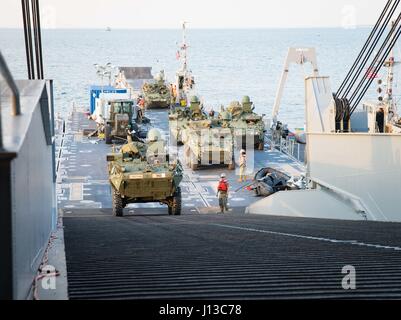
0,27 -> 385,128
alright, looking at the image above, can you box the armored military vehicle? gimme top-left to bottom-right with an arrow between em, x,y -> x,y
169,95 -> 207,145
142,70 -> 172,109
228,96 -> 265,150
183,119 -> 235,171
218,108 -> 233,129
107,129 -> 183,216
104,99 -> 136,144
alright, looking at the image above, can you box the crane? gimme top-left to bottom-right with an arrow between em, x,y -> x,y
271,47 -> 319,125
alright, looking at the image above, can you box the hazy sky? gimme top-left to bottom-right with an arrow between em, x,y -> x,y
0,0 -> 385,29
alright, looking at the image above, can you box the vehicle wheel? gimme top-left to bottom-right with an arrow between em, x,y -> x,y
190,160 -> 198,171
105,125 -> 113,144
190,152 -> 198,170
112,189 -> 124,217
170,133 -> 177,146
183,145 -> 190,166
171,133 -> 182,146
172,187 -> 182,215
228,154 -> 236,170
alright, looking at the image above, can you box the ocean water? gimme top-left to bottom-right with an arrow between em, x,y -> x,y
0,27 -> 383,128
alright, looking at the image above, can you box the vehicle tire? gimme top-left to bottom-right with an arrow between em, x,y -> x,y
190,152 -> 198,171
190,160 -> 198,171
105,125 -> 113,144
170,133 -> 177,146
228,154 -> 236,170
183,145 -> 190,166
112,189 -> 124,217
172,187 -> 182,215
171,132 -> 181,146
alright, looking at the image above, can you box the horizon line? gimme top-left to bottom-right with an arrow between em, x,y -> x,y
0,25 -> 375,31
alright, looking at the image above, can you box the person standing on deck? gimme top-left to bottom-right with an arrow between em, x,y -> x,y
238,149 -> 247,182
217,173 -> 229,213
171,84 -> 177,104
137,95 -> 145,111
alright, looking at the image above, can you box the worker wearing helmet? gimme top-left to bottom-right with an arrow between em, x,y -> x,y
171,84 -> 177,103
220,110 -> 232,128
241,95 -> 253,113
238,149 -> 247,182
146,128 -> 165,162
147,128 -> 162,142
138,96 -> 145,112
216,173 -> 229,213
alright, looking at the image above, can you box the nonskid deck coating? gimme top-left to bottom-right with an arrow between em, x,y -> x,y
64,210 -> 401,299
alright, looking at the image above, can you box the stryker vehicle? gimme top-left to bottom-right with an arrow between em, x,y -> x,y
107,129 -> 183,216
169,95 -> 207,145
183,120 -> 235,171
227,96 -> 266,150
104,99 -> 136,144
142,70 -> 171,109
218,108 -> 233,129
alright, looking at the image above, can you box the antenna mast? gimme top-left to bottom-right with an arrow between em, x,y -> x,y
181,21 -> 188,72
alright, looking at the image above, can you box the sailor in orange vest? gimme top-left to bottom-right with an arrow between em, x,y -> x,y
216,173 -> 229,213
138,96 -> 145,109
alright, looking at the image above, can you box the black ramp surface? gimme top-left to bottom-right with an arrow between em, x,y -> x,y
63,212 -> 401,299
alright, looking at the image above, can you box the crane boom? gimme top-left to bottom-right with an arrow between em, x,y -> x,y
271,47 -> 319,124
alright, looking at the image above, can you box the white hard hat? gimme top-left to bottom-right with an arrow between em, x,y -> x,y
240,149 -> 246,154
220,173 -> 226,178
147,128 -> 162,142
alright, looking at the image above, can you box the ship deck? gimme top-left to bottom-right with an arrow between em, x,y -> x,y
56,107 -> 401,299
57,107 -> 304,212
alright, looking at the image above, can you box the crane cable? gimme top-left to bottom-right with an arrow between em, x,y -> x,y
351,19 -> 401,114
340,0 -> 400,100
337,0 -> 393,97
349,14 -> 401,105
21,0 -> 44,80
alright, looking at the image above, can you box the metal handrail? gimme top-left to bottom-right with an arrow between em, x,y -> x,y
0,52 -> 21,116
0,51 -> 21,150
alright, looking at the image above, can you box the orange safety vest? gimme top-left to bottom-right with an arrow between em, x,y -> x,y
218,179 -> 228,192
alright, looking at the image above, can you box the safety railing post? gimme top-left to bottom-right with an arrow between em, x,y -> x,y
0,51 -> 22,150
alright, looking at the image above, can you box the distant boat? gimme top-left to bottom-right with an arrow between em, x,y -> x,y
106,27 -> 111,32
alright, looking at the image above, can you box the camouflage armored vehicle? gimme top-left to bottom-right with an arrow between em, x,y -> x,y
183,120 -> 235,171
169,95 -> 207,145
104,99 -> 135,144
142,70 -> 171,109
228,96 -> 265,150
107,129 -> 183,216
218,108 -> 233,129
